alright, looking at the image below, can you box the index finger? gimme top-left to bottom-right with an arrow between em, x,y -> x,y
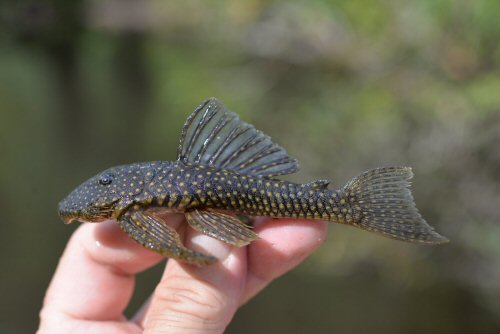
41,220 -> 167,321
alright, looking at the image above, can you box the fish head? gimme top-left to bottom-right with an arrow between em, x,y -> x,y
58,163 -> 149,224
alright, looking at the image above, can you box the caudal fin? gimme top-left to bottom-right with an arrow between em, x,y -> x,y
342,167 -> 448,244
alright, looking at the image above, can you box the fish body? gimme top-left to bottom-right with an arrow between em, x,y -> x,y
59,98 -> 448,265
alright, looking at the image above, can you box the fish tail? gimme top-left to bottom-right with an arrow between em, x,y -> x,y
340,167 -> 449,244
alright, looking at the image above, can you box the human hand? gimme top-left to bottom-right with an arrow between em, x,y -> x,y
38,214 -> 327,333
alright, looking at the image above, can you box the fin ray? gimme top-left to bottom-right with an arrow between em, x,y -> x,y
118,211 -> 217,265
177,98 -> 299,177
342,167 -> 449,244
185,209 -> 259,246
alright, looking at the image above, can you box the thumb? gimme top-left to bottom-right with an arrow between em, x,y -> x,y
141,228 -> 247,334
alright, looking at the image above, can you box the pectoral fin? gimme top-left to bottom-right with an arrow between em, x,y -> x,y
185,209 -> 259,247
118,211 -> 217,265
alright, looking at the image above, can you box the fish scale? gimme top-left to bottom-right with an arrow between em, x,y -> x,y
59,98 -> 449,265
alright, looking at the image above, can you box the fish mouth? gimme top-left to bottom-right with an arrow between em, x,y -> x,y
63,216 -> 78,224
59,207 -> 116,224
58,208 -> 79,224
59,199 -> 120,224
62,214 -> 112,224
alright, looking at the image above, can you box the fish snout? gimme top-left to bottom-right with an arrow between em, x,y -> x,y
58,199 -> 79,224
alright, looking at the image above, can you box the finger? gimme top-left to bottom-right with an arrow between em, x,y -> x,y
242,218 -> 328,303
41,220 -> 165,322
140,228 -> 247,334
37,317 -> 141,334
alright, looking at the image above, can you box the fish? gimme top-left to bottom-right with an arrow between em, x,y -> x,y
58,98 -> 449,265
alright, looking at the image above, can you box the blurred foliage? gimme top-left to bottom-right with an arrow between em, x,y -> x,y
1,0 -> 500,333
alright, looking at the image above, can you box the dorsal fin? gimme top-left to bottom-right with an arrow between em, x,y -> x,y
177,98 -> 300,177
305,179 -> 331,190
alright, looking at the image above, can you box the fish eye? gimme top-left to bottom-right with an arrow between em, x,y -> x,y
98,174 -> 114,186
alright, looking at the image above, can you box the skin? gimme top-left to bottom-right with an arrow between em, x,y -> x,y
38,214 -> 327,334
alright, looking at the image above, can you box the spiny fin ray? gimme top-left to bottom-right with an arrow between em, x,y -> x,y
177,98 -> 299,177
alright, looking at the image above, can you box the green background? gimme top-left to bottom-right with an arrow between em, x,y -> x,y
1,0 -> 500,333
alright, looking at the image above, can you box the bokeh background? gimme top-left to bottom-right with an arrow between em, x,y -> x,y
1,0 -> 500,333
